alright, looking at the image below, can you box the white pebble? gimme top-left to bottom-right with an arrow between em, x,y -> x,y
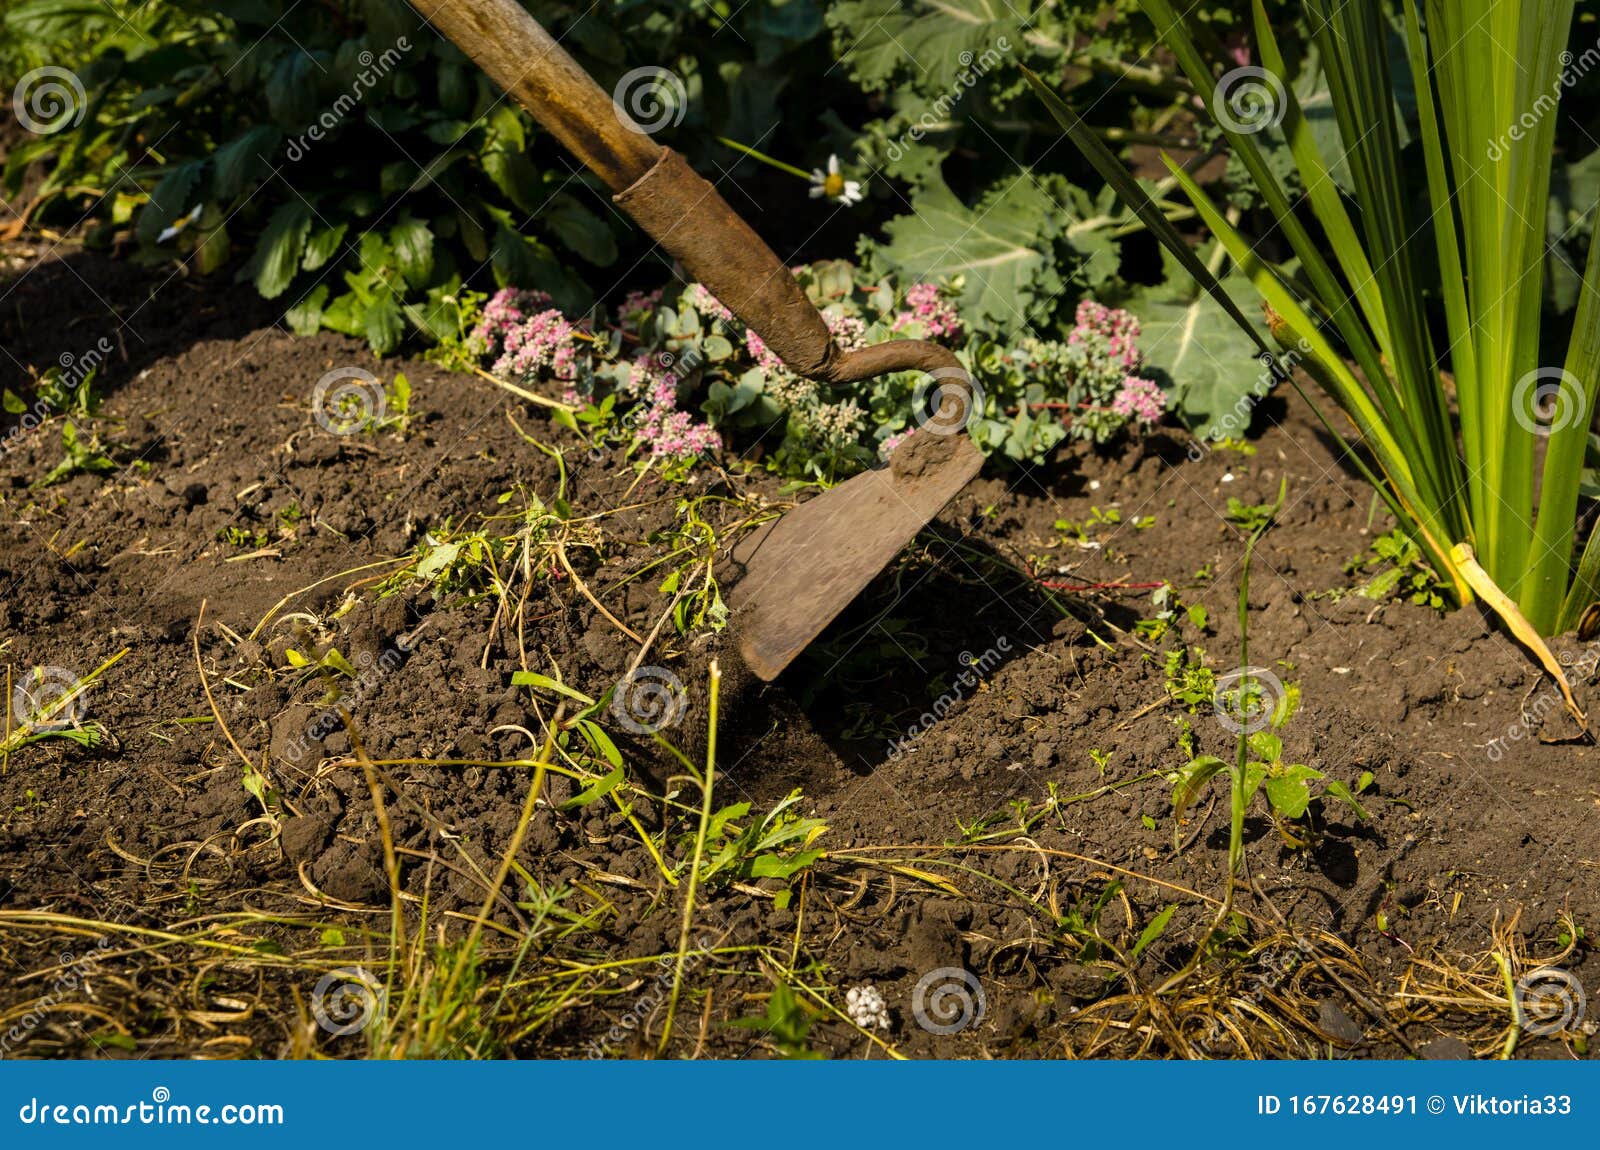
845,984 -> 891,1031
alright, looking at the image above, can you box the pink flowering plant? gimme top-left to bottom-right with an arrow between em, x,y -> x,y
467,287 -> 722,477
459,260 -> 1168,482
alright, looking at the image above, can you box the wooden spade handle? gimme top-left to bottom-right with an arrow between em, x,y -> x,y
408,0 -> 661,191
408,0 -> 974,403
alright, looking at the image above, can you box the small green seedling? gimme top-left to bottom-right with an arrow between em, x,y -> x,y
731,982 -> 820,1060
40,421 -> 118,486
1224,496 -> 1278,535
6,363 -> 103,421
1340,530 -> 1448,610
283,645 -> 359,700
421,288 -> 489,373
1170,687 -> 1369,853
1055,505 -> 1122,547
218,525 -> 269,549
1,649 -> 128,760
696,788 -> 827,892
1161,645 -> 1217,709
377,371 -> 412,434
1135,583 -> 1206,643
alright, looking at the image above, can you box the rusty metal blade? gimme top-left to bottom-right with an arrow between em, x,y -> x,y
728,431 -> 984,680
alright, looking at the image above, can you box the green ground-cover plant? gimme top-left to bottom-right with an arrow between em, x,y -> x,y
1032,0 -> 1600,638
457,261 -> 1172,481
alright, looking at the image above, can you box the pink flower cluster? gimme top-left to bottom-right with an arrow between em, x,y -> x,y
619,287 -> 663,331
629,357 -> 721,462
878,429 -> 914,459
1110,377 -> 1166,425
893,282 -> 963,342
745,328 -> 786,373
681,283 -> 735,325
826,310 -> 869,351
748,310 -> 867,372
1070,300 -> 1141,373
471,288 -> 579,382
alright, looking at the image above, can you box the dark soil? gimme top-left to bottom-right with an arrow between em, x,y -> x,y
1,241 -> 1596,1061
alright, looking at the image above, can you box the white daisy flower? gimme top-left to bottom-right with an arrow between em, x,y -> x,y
809,154 -> 863,205
156,203 -> 203,244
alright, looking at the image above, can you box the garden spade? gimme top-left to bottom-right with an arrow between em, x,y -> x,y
410,0 -> 984,679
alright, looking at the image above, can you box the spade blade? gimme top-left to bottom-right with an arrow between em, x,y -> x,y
728,431 -> 984,680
